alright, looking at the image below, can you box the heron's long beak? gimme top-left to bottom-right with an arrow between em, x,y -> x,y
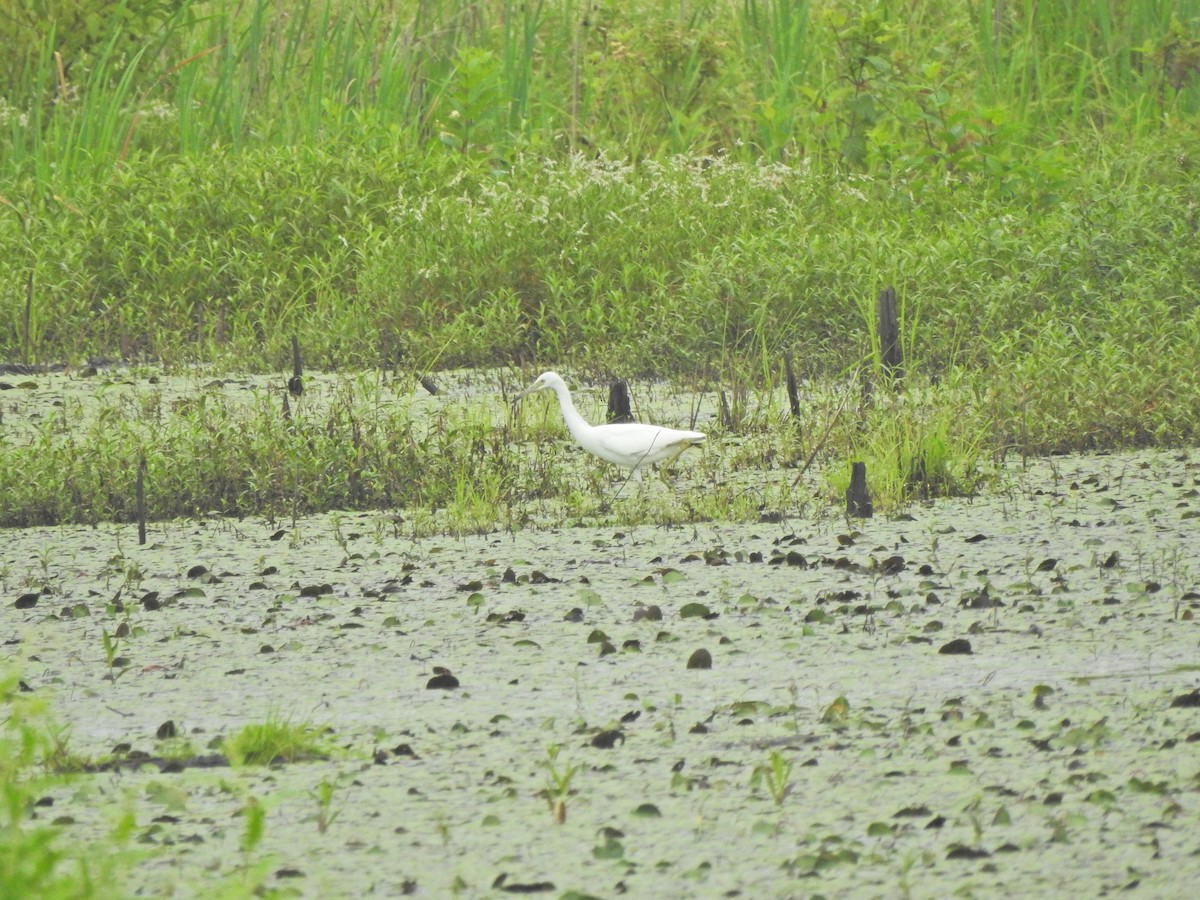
513,382 -> 542,403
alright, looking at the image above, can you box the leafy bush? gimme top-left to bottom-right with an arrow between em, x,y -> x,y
4,138 -> 1197,379
0,672 -> 133,897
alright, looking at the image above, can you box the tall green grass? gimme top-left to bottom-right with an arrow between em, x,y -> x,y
2,0 -> 1197,185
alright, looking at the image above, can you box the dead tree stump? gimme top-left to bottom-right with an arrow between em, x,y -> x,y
287,335 -> 304,398
136,455 -> 147,545
846,461 -> 873,518
877,286 -> 904,384
719,390 -> 733,430
784,351 -> 801,419
607,379 -> 633,423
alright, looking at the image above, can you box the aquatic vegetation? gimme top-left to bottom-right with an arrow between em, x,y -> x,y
5,448 -> 1198,895
223,717 -> 331,767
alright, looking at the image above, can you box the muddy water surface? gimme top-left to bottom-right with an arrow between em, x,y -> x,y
3,442 -> 1200,898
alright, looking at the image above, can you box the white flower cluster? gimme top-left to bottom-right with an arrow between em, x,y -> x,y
0,97 -> 29,128
140,100 -> 178,120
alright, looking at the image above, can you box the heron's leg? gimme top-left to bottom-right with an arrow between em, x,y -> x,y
658,446 -> 688,483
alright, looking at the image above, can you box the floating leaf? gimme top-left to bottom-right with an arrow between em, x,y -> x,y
821,696 -> 850,724
1085,789 -> 1117,807
145,780 -> 189,813
1169,688 -> 1200,708
591,836 -> 624,860
946,844 -> 990,859
939,638 -> 972,655
577,588 -> 603,607
1128,777 -> 1167,795
590,730 -> 624,749
686,648 -> 712,670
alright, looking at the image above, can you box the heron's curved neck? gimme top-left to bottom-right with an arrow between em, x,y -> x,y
550,381 -> 593,441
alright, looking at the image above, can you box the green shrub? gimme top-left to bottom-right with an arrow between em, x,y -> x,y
0,671 -> 133,898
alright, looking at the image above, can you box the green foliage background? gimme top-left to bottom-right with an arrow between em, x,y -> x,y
0,0 -> 1199,526
1,0 -> 1197,372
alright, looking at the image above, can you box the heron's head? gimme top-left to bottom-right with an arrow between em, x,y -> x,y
515,371 -> 561,401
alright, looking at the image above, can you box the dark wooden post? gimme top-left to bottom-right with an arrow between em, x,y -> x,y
22,272 -> 33,365
877,286 -> 904,383
846,461 -> 873,518
287,335 -> 304,397
784,351 -> 801,419
782,352 -> 801,422
607,379 -> 632,423
719,390 -> 733,430
136,455 -> 147,545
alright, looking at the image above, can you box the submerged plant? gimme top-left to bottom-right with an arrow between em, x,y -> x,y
828,379 -> 991,511
749,750 -> 794,806
101,628 -> 127,684
541,744 -> 579,824
222,716 -> 330,767
310,777 -> 342,835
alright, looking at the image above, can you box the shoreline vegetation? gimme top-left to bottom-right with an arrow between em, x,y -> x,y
1,1 -> 1198,527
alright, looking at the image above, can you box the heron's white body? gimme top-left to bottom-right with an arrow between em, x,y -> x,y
515,372 -> 705,472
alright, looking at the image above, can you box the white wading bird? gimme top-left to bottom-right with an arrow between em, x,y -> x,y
514,371 -> 705,478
